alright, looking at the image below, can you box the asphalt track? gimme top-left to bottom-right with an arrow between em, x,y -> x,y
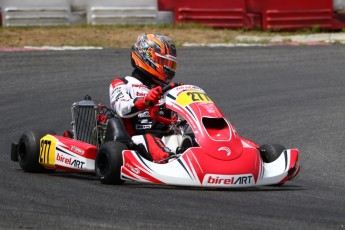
0,46 -> 344,229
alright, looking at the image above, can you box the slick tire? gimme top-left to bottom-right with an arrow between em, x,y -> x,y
95,141 -> 127,185
259,144 -> 286,163
17,129 -> 55,173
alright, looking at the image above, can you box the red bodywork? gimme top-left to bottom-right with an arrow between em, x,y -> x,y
120,85 -> 300,187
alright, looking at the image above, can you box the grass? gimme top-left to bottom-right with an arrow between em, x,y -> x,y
0,24 -> 244,48
0,24 -> 344,48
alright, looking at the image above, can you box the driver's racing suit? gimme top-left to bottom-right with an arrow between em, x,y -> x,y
109,69 -> 174,162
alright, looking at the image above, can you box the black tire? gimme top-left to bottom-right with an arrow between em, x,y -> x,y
259,144 -> 286,163
95,141 -> 127,185
17,129 -> 55,173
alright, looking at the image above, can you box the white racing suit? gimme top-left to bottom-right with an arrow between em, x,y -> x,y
109,72 -> 180,162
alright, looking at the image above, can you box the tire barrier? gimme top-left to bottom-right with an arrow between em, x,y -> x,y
0,0 -> 344,30
1,0 -> 70,26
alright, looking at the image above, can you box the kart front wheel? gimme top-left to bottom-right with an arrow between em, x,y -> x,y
259,144 -> 286,163
17,129 -> 55,173
95,141 -> 127,185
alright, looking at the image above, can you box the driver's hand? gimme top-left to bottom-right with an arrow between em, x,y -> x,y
145,86 -> 162,105
134,86 -> 162,111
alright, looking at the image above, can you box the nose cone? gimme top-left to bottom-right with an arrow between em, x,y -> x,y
197,117 -> 243,161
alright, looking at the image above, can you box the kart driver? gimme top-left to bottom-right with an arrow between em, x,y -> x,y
109,33 -> 178,162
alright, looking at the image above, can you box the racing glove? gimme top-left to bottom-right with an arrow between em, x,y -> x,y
134,86 -> 162,111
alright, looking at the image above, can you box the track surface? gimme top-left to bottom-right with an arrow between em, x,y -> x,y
1,46 -> 344,229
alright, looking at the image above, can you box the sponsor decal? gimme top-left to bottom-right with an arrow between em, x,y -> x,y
175,85 -> 202,92
136,92 -> 146,97
203,174 -> 254,186
138,111 -> 150,118
132,84 -> 146,88
71,146 -> 84,155
126,163 -> 140,174
218,147 -> 231,156
136,124 -> 152,130
57,153 -> 85,169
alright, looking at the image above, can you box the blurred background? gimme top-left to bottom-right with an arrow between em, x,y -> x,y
0,0 -> 344,30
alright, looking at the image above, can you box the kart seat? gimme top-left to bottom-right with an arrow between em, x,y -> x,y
104,117 -> 132,145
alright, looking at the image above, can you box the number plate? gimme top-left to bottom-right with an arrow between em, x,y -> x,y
39,135 -> 56,166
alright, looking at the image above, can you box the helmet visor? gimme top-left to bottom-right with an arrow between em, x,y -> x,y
154,53 -> 177,72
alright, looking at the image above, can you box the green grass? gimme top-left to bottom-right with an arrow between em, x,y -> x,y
0,24 -> 344,48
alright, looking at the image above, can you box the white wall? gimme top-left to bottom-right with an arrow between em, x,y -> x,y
334,0 -> 345,12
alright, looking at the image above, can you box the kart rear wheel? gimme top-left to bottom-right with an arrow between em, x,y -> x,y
259,144 -> 286,163
17,129 -> 55,173
95,141 -> 127,185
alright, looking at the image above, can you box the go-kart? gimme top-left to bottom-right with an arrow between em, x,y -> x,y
11,83 -> 300,188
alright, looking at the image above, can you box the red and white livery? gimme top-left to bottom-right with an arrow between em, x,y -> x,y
120,85 -> 300,187
11,84 -> 300,188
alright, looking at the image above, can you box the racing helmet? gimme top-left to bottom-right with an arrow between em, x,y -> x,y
131,33 -> 177,84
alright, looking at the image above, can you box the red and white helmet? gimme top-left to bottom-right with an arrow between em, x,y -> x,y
131,34 -> 177,84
